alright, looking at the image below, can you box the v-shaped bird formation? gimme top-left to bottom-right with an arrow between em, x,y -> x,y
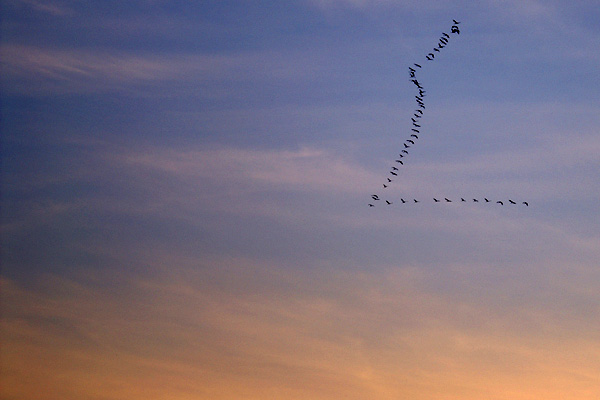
369,20 -> 529,208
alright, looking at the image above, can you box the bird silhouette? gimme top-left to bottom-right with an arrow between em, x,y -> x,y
391,166 -> 399,171
407,139 -> 415,144
484,198 -> 490,202
414,113 -> 422,119
386,200 -> 393,205
433,48 -> 440,52
445,198 -> 452,202
411,134 -> 419,139
401,150 -> 409,154
412,129 -> 420,133
434,198 -> 440,202
508,199 -> 516,204
383,184 -> 387,188
395,160 -> 404,165
415,109 -> 423,115
473,199 -> 479,202
453,19 -> 460,24
440,37 -> 448,44
387,178 -> 392,183
401,198 -> 406,204
442,32 -> 449,38
497,201 -> 504,205
428,53 -> 435,59
372,195 -> 380,200
404,143 -> 411,149
523,202 -> 529,206
413,199 -> 419,203
368,204 -> 374,207
413,123 -> 421,127
390,171 -> 398,176
461,198 -> 466,202
414,63 -> 422,68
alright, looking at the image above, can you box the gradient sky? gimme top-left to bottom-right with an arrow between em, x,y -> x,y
2,1 -> 600,399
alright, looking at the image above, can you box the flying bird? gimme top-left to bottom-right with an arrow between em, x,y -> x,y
413,199 -> 419,203
461,198 -> 466,202
523,202 -> 529,206
412,129 -> 420,133
372,195 -> 380,200
387,178 -> 392,182
395,160 -> 404,165
401,198 -> 406,204
390,171 -> 398,176
383,184 -> 387,188
414,63 -> 422,68
386,200 -> 393,205
445,198 -> 452,202
433,198 -> 440,202
411,134 -> 419,139
401,150 -> 409,154
407,139 -> 415,144
415,109 -> 423,115
442,32 -> 449,38
508,199 -> 516,204
484,198 -> 490,202
453,19 -> 461,24
473,199 -> 479,202
433,48 -> 440,52
368,204 -> 374,207
497,201 -> 504,205
413,122 -> 421,127
391,166 -> 399,170
404,143 -> 410,148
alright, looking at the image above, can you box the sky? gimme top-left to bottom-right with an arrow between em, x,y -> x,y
1,0 -> 600,399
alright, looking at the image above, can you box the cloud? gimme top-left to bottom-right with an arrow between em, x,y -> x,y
3,252 -> 599,400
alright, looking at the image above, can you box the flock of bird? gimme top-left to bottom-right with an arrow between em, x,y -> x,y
369,20 -> 529,208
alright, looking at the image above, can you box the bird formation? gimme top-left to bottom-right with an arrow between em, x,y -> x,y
369,196 -> 528,208
369,20 -> 529,208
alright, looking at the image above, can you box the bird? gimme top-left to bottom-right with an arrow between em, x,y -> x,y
412,129 -> 420,133
387,178 -> 392,183
404,143 -> 410,148
411,134 -> 419,139
401,198 -> 406,204
473,199 -> 479,202
383,184 -> 387,188
372,195 -> 380,200
419,89 -> 426,96
523,201 -> 529,206
428,53 -> 435,59
461,198 -> 466,202
413,123 -> 421,127
395,160 -> 404,165
386,200 -> 393,205
484,198 -> 490,202
414,63 -> 422,68
413,199 -> 419,203
418,104 -> 426,109
390,171 -> 398,176
414,113 -> 422,119
401,150 -> 409,154
391,166 -> 399,171
426,55 -> 433,61
433,48 -> 440,52
451,26 -> 460,34
407,139 -> 415,144
411,118 -> 417,123
415,109 -> 423,115
453,19 -> 460,24
445,198 -> 452,202
433,198 -> 440,202
508,199 -> 516,204
497,201 -> 504,205
442,32 -> 449,38
440,37 -> 448,44
368,204 -> 374,207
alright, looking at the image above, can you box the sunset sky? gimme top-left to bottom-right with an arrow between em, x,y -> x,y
2,0 -> 600,399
